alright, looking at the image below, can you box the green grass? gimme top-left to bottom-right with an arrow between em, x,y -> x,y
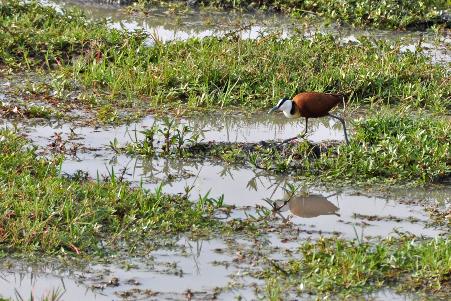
314,113 -> 450,184
145,0 -> 449,29
0,3 -> 449,298
1,1 -> 450,113
0,1 -> 449,184
125,112 -> 450,185
0,129 -> 223,255
261,237 -> 451,297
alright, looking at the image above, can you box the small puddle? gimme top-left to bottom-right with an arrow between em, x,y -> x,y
0,238 -> 250,300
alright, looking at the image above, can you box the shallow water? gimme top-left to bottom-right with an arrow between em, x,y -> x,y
1,114 -> 449,300
44,0 -> 295,42
0,233 -> 443,300
276,190 -> 445,239
0,270 -> 424,300
1,112 -> 344,202
0,239 -> 248,300
1,114 -> 447,241
13,111 -> 347,146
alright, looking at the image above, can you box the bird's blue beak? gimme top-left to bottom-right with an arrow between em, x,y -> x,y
268,106 -> 278,114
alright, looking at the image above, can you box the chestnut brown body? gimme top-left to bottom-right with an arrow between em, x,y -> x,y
269,92 -> 349,144
292,92 -> 343,118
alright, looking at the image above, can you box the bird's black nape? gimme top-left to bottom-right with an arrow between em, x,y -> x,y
277,97 -> 291,108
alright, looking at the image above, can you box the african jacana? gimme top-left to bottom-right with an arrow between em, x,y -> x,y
268,92 -> 349,144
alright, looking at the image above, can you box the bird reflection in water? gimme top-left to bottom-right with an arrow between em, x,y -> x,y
270,193 -> 340,218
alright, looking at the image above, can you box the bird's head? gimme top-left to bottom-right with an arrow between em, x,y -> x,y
268,97 -> 291,114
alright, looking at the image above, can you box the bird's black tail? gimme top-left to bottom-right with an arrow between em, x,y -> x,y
327,93 -> 347,111
327,93 -> 348,116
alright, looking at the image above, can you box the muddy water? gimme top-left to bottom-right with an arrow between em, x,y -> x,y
44,0 -> 295,41
14,112 -> 347,146
1,222 -> 446,301
0,238 -> 251,300
0,236 -> 423,300
2,112 -> 345,202
276,190 -> 446,239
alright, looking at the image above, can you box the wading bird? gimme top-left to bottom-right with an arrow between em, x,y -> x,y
268,92 -> 349,144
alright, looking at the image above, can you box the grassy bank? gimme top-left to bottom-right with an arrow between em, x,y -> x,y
124,113 -> 450,185
1,1 -> 450,113
261,237 -> 451,297
138,0 -> 449,29
0,129 -> 223,255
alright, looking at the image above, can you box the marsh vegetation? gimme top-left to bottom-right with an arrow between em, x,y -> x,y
0,0 -> 449,300
262,237 -> 450,297
120,112 -> 450,184
1,1 -> 450,113
136,0 -> 450,29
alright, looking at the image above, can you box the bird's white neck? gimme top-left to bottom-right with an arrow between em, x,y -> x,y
280,101 -> 299,118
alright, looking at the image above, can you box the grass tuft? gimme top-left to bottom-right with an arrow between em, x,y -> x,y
316,113 -> 451,184
261,236 -> 451,296
0,129 -> 222,255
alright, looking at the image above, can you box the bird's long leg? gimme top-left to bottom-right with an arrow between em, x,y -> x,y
328,113 -> 349,144
281,118 -> 308,144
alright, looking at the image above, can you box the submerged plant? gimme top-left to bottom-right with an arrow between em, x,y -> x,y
124,118 -> 202,156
